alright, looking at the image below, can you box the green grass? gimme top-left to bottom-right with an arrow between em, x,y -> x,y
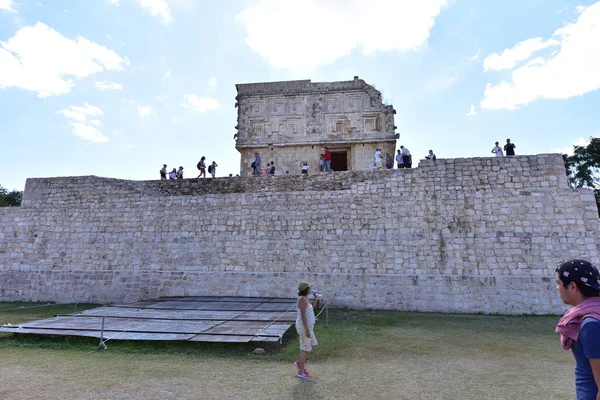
0,303 -> 574,400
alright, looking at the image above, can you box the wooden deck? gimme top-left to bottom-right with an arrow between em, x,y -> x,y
0,296 -> 297,343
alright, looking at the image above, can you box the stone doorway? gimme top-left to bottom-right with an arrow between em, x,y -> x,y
331,151 -> 348,171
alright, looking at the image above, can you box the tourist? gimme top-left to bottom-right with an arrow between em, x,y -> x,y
294,282 -> 318,379
208,161 -> 217,178
401,145 -> 412,168
252,152 -> 262,176
301,161 -> 309,175
319,154 -> 325,172
396,150 -> 404,169
176,166 -> 184,179
169,168 -> 177,180
385,153 -> 394,169
425,150 -> 436,161
504,139 -> 516,156
324,147 -> 332,172
197,157 -> 206,178
374,148 -> 383,169
269,162 -> 276,175
491,142 -> 504,157
555,259 -> 600,400
160,164 -> 167,180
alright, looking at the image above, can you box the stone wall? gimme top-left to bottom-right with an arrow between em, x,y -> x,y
1,154 -> 599,314
238,141 -> 396,175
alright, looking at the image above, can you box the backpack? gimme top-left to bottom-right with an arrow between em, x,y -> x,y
208,165 -> 214,174
197,161 -> 202,170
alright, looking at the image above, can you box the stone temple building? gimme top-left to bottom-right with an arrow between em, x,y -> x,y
235,77 -> 399,176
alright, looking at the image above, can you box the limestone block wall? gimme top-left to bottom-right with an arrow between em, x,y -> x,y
239,141 -> 396,175
1,154 -> 598,314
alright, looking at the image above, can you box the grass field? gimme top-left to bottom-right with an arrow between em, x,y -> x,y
0,303 -> 574,400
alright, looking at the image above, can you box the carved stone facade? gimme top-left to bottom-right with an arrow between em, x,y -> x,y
235,77 -> 398,176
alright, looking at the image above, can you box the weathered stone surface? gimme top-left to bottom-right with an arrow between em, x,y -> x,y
1,154 -> 598,314
235,77 -> 397,175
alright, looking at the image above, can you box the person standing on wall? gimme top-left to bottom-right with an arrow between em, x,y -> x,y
396,149 -> 404,169
301,161 -> 309,175
160,164 -> 167,180
294,282 -> 318,379
425,150 -> 436,161
491,142 -> 504,157
324,147 -> 332,172
374,148 -> 383,169
385,153 -> 394,169
252,152 -> 262,176
176,166 -> 184,179
504,139 -> 516,156
400,145 -> 412,168
208,161 -> 217,178
555,259 -> 600,400
197,157 -> 206,179
169,168 -> 177,179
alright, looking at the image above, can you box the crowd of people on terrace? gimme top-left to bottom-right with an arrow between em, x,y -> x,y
159,139 -> 516,180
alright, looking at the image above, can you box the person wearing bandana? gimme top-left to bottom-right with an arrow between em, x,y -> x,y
555,259 -> 600,400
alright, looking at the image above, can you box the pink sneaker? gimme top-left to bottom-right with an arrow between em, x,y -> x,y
296,370 -> 312,379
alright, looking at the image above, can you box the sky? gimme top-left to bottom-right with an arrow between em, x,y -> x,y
1,0 -> 599,191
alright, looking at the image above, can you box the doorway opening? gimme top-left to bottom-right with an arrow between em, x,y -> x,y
330,151 -> 348,171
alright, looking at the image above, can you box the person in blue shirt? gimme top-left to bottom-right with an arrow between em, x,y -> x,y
555,259 -> 600,400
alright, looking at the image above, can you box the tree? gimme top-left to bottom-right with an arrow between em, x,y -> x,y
563,137 -> 600,217
0,185 -> 23,207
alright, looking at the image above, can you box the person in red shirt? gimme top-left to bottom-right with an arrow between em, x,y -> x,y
324,147 -> 332,172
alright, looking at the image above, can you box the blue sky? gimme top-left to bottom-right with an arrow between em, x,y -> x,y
1,0 -> 599,191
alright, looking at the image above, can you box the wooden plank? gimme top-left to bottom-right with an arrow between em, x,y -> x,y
19,317 -> 220,334
75,308 -> 296,322
0,327 -> 195,341
78,308 -> 247,320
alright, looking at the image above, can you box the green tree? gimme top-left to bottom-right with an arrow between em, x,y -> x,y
563,137 -> 600,217
0,185 -> 23,207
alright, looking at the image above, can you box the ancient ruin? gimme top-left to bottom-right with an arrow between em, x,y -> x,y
1,154 -> 598,314
235,77 -> 398,175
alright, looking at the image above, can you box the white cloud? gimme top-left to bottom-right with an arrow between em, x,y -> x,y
552,137 -> 590,155
483,37 -> 558,71
481,2 -> 600,110
106,0 -> 120,5
0,0 -> 16,13
70,123 -> 109,143
136,0 -> 175,24
164,70 -> 171,78
58,103 -> 103,122
58,103 -> 108,143
237,0 -> 447,71
94,80 -> 123,90
136,104 -> 154,117
469,51 -> 480,61
467,104 -> 476,116
180,93 -> 219,113
0,23 -> 128,97
208,76 -> 217,88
